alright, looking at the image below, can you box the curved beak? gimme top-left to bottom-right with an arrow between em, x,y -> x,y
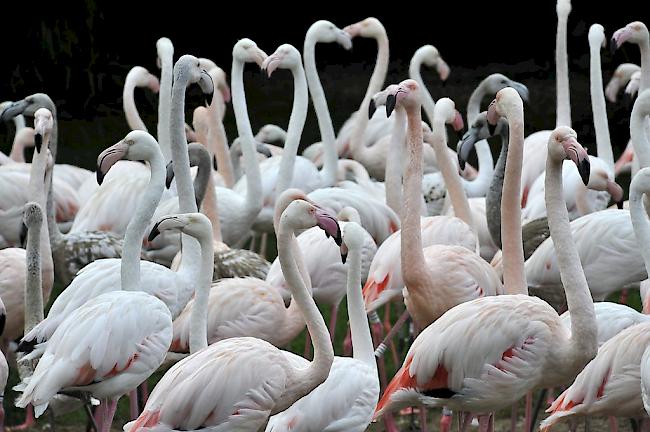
165,161 -> 175,189
385,94 -> 396,118
262,55 -> 282,78
0,100 -> 29,122
510,81 -> 529,103
605,77 -> 621,103
218,81 -> 231,103
315,207 -> 342,246
343,23 -> 361,39
148,76 -> 161,93
255,142 -> 273,158
96,141 -> 129,185
607,180 -> 625,209
148,220 -> 163,242
610,27 -> 630,54
562,136 -> 590,186
451,110 -> 464,132
340,242 -> 349,264
19,221 -> 27,247
368,99 -> 377,119
436,59 -> 450,81
253,48 -> 269,69
213,154 -> 218,171
457,130 -> 478,171
486,99 -> 499,135
199,70 -> 214,106
336,30 -> 353,50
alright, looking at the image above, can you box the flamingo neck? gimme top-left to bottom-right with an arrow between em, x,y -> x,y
556,12 -> 572,127
28,138 -> 53,304
121,151 -> 166,292
201,170 -> 223,243
277,63 -> 309,194
630,180 -> 650,287
545,151 -> 596,366
401,104 -> 433,290
304,31 -> 338,187
231,59 -> 263,220
409,56 -> 436,125
9,129 -> 31,162
631,96 -> 650,169
25,211 -> 44,334
485,124 -> 509,249
207,95 -> 235,188
277,219 -> 333,405
640,37 -> 650,92
385,107 -> 406,215
188,226 -> 215,353
589,38 -> 614,171
347,230 -> 376,367
349,30 -> 389,156
157,47 -> 173,162
467,79 -> 489,124
123,80 -> 147,132
501,109 -> 527,295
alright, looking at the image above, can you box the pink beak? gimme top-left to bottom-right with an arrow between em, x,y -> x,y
486,99 -> 499,125
452,110 -> 464,132
561,136 -> 590,185
96,141 -> 129,185
315,207 -> 342,246
436,59 -> 450,82
262,55 -> 282,78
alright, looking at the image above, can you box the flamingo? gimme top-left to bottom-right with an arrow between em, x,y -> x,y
605,63 -> 640,103
266,218 -> 379,431
124,199 -> 340,431
374,88 -> 597,431
123,66 -> 160,132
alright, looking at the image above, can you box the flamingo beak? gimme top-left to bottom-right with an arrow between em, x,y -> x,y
315,207 -> 342,246
562,136 -> 590,186
96,141 -> 129,185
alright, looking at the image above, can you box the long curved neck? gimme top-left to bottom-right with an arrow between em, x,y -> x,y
232,59 -> 263,218
431,117 -> 474,229
28,141 -> 53,302
640,37 -> 650,92
631,99 -> 650,168
9,129 -> 30,162
278,221 -> 333,399
277,64 -> 309,194
409,58 -> 436,125
158,50 -> 173,162
207,97 -> 235,188
556,11 -> 572,127
123,81 -> 147,131
25,215 -> 44,333
501,111 -> 527,295
349,31 -> 389,156
472,140 -> 495,191
630,183 -> 650,285
348,235 -> 376,367
467,80 -> 488,124
485,127 -> 509,249
304,33 -> 338,186
121,152 -> 166,292
201,170 -> 223,243
402,106 -> 434,288
589,40 -> 614,171
385,108 -> 406,214
545,153 -> 596,359
188,228 -> 214,353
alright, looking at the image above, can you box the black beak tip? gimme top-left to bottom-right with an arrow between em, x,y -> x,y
617,199 -> 624,209
34,133 -> 42,153
148,225 -> 161,242
341,252 -> 348,264
487,123 -> 497,136
368,99 -> 377,119
610,38 -> 618,55
385,94 -> 396,118
623,92 -> 635,110
458,153 -> 466,171
579,159 -> 591,186
212,155 -> 218,171
96,170 -> 105,186
205,91 -> 214,107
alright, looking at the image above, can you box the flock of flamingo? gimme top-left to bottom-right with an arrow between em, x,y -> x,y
0,1 -> 649,431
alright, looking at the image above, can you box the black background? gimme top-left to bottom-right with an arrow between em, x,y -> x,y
0,1 -> 644,170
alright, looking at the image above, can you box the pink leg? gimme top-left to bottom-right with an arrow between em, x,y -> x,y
101,398 -> 119,432
94,402 -> 105,431
440,407 -> 453,432
129,389 -> 139,420
7,404 -> 35,430
510,403 -> 518,432
546,388 -> 555,404
328,303 -> 340,344
383,412 -> 400,432
478,414 -> 494,432
609,416 -> 618,432
140,381 -> 150,405
343,327 -> 353,356
303,330 -> 312,359
384,302 -> 400,365
460,412 -> 474,432
419,406 -> 428,432
524,392 -> 532,432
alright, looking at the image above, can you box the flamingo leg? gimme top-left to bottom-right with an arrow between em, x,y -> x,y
608,416 -> 618,432
478,414 -> 494,432
369,310 -> 398,432
7,404 -> 35,430
100,398 -> 118,432
303,330 -> 312,359
343,327 -> 353,356
460,412 -> 474,432
530,388 -> 548,432
129,389 -> 139,420
440,406 -> 453,432
249,233 -> 257,252
619,289 -> 629,305
259,233 -> 268,259
523,391 -> 532,432
139,381 -> 150,406
419,405 -> 428,432
94,402 -> 105,432
510,403 -> 518,432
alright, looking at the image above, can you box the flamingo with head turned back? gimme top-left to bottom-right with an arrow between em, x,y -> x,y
606,63 -> 640,103
123,66 -> 160,132
377,87 -> 596,430
540,168 -> 650,427
124,199 -> 339,431
266,215 -> 379,432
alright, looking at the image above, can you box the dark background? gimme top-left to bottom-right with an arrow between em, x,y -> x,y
0,1 -> 644,170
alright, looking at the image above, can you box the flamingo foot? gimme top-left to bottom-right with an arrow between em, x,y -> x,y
7,405 -> 35,431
